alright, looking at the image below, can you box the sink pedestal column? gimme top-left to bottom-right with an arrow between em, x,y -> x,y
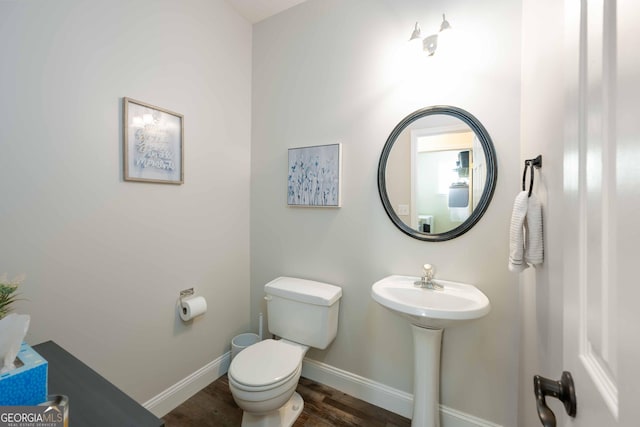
411,324 -> 443,427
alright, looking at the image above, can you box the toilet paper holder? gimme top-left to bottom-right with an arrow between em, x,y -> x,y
179,287 -> 195,302
178,288 -> 207,321
179,288 -> 195,317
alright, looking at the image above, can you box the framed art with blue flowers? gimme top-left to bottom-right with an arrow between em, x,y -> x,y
287,143 -> 342,207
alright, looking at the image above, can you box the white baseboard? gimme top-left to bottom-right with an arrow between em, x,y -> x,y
301,358 -> 502,427
440,406 -> 503,427
301,357 -> 413,418
142,351 -> 231,418
142,352 -> 501,427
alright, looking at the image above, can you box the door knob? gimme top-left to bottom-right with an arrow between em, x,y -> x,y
533,371 -> 577,427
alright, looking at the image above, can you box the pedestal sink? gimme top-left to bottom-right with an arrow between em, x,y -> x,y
371,275 -> 490,427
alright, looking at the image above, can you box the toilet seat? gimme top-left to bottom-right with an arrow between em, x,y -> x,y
229,339 -> 304,392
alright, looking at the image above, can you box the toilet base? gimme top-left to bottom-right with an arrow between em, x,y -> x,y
241,392 -> 304,427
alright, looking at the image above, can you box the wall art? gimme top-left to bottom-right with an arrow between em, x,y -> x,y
287,143 -> 342,207
123,97 -> 184,184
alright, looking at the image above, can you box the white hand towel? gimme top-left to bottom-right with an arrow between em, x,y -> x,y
509,191 -> 529,272
525,193 -> 543,265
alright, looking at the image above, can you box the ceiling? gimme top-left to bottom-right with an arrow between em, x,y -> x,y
226,0 -> 308,24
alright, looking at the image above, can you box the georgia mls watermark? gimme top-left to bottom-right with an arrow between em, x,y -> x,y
0,404 -> 66,427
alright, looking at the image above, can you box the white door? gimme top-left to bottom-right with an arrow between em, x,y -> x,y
561,0 -> 640,426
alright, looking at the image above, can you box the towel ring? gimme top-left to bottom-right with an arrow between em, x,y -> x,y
522,155 -> 542,197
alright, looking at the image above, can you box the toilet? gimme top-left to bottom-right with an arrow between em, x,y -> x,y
228,276 -> 342,427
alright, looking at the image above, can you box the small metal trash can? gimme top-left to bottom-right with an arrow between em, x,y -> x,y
231,333 -> 260,360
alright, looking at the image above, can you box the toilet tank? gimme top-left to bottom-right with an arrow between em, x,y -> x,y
265,277 -> 342,350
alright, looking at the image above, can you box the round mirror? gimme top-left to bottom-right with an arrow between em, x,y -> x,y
378,106 -> 497,241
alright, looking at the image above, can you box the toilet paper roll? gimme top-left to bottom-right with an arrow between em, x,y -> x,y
179,296 -> 207,321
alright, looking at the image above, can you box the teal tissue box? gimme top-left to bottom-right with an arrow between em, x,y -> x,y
0,342 -> 48,405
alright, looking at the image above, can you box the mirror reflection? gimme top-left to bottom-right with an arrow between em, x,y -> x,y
385,114 -> 486,234
378,106 -> 497,241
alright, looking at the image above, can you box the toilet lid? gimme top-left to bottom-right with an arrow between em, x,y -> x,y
229,339 -> 303,388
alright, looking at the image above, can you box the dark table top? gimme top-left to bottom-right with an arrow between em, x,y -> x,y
33,341 -> 164,427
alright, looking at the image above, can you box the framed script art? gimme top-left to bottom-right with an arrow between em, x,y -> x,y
287,143 -> 342,207
123,97 -> 184,184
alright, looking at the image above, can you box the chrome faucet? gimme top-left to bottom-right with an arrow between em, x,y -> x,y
414,264 -> 443,290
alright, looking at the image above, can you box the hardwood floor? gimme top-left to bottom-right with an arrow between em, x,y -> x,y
162,375 -> 411,427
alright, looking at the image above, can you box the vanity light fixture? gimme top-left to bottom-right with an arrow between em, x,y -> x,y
409,14 -> 452,56
409,22 -> 422,41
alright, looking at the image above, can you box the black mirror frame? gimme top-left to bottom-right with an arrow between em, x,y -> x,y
377,105 -> 497,242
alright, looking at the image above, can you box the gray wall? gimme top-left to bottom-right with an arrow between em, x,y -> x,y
519,0 -> 566,424
0,0 -> 251,403
251,0 -> 522,424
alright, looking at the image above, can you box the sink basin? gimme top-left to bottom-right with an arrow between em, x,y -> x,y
371,275 -> 490,329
